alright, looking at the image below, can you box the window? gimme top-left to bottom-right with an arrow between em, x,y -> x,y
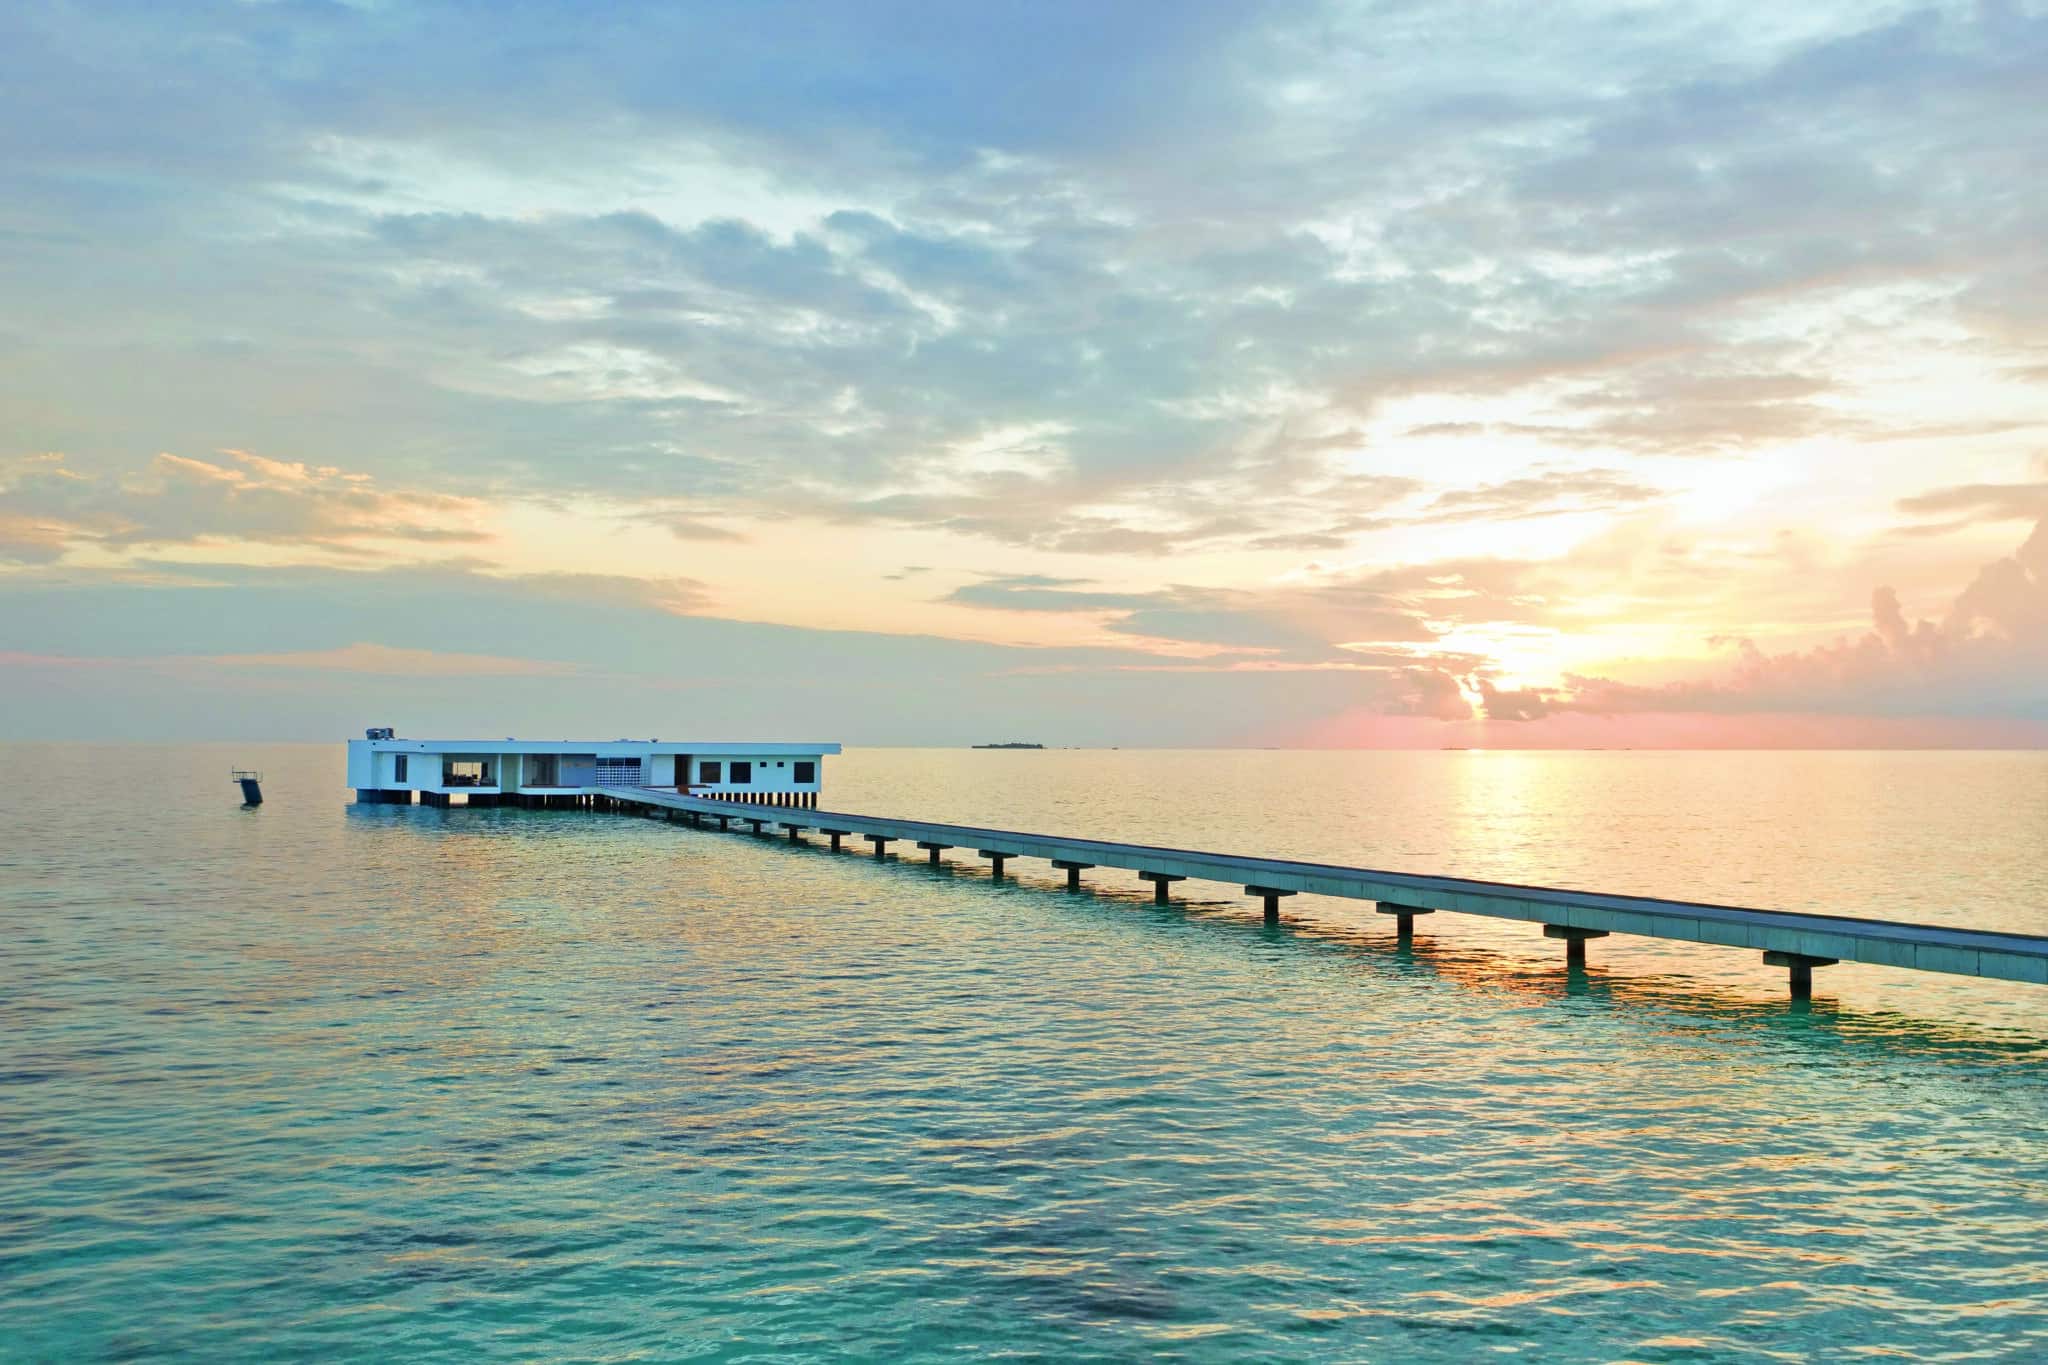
794,761 -> 815,783
594,757 -> 643,788
525,754 -> 558,787
443,760 -> 490,787
394,754 -> 408,782
730,761 -> 753,784
698,760 -> 721,784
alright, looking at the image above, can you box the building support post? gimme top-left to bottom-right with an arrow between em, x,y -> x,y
1763,950 -> 1839,1000
782,822 -> 806,843
866,834 -> 895,859
1051,859 -> 1094,890
1544,923 -> 1610,966
977,849 -> 1013,879
1138,872 -> 1187,904
821,828 -> 848,851
1245,885 -> 1298,924
917,841 -> 951,865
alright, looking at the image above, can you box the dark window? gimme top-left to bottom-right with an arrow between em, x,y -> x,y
394,754 -> 407,782
698,760 -> 721,784
794,761 -> 815,783
731,761 -> 753,784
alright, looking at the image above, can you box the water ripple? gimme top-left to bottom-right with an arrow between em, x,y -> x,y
5,745 -> 2048,1360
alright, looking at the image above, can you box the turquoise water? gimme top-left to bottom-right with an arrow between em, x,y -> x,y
7,745 -> 2048,1360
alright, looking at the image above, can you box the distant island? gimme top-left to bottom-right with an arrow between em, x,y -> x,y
972,742 -> 1044,749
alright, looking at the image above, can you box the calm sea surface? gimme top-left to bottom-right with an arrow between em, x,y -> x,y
6,745 -> 2048,1360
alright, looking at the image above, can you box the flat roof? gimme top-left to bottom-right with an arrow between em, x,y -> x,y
352,739 -> 841,755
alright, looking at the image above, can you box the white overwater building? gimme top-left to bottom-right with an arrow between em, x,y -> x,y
347,729 -> 841,808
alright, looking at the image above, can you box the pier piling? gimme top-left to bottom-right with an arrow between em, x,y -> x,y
1051,859 -> 1093,890
1376,901 -> 1435,941
977,849 -> 1016,879
916,841 -> 952,865
821,827 -> 849,851
1138,871 -> 1186,904
1764,950 -> 1839,999
866,834 -> 895,859
1246,885 -> 1298,923
1544,923 -> 1610,966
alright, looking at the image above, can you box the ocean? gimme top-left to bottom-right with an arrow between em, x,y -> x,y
6,744 -> 2048,1360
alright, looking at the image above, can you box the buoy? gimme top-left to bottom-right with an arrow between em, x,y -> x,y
232,769 -> 264,805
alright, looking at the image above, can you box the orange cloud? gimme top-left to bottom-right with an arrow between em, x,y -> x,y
201,642 -> 578,676
0,449 -> 492,558
1505,519 -> 2048,722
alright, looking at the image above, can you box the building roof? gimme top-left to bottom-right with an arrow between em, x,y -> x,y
350,738 -> 841,755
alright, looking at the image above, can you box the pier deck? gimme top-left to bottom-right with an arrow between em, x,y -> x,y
593,788 -> 2048,993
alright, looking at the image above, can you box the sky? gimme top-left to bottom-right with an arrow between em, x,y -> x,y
2,0 -> 2045,746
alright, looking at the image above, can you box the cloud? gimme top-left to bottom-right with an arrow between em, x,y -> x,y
203,642 -> 578,677
0,557 -> 1407,745
1512,518 -> 2048,720
1419,468 -> 1663,522
458,568 -> 718,617
1896,481 -> 2048,524
2,1 -> 2047,745
9,0 -> 2041,558
1379,667 -> 1475,721
1474,679 -> 1553,722
0,508 -> 71,563
0,450 -> 489,557
946,573 -> 1441,656
649,513 -> 748,542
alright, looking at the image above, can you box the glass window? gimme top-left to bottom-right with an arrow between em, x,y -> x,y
698,760 -> 721,784
794,761 -> 815,783
394,754 -> 407,782
444,760 -> 489,787
731,761 -> 753,784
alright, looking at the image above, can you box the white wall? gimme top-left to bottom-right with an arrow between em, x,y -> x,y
349,743 -> 828,793
383,749 -> 429,788
686,753 -> 823,795
344,745 -> 437,789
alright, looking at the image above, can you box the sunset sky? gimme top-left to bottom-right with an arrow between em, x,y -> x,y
3,0 -> 2044,744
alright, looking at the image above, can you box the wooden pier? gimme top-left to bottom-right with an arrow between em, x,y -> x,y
578,788 -> 2048,997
